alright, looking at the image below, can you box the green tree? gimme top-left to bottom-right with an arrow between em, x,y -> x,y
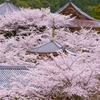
15,0 -> 29,8
47,0 -> 60,12
0,0 -> 3,3
40,0 -> 50,8
27,0 -> 43,9
87,6 -> 96,18
94,4 -> 100,20
0,0 -> 100,19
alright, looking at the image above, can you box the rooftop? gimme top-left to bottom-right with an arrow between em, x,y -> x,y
27,40 -> 63,54
56,1 -> 95,20
56,1 -> 100,28
0,0 -> 20,15
0,65 -> 34,89
26,40 -> 76,56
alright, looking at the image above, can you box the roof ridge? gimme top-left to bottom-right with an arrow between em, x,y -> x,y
56,1 -> 98,21
0,1 -> 20,16
27,41 -> 51,51
70,2 -> 95,20
53,40 -> 63,48
5,0 -> 10,2
69,0 -> 71,1
6,2 -> 15,12
56,2 -> 70,13
26,40 -> 64,53
0,3 -> 5,8
0,65 -> 34,70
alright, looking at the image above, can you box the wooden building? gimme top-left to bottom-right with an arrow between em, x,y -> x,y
56,0 -> 100,32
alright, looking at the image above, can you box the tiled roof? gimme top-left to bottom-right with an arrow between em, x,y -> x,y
65,49 -> 76,56
56,1 -> 100,28
56,1 -> 99,20
26,40 -> 76,55
0,66 -> 34,89
27,40 -> 63,54
0,0 -> 20,15
68,19 -> 100,28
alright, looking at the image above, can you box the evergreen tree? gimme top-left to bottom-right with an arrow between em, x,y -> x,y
40,0 -> 50,8
94,4 -> 100,19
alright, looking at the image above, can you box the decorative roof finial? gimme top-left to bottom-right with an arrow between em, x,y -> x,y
69,0 -> 72,2
51,19 -> 55,41
5,0 -> 10,2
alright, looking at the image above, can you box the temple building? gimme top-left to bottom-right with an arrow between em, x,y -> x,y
26,19 -> 76,56
0,65 -> 33,89
0,0 -> 20,16
56,0 -> 100,32
26,39 -> 76,56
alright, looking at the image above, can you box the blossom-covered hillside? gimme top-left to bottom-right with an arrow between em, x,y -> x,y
0,8 -> 100,100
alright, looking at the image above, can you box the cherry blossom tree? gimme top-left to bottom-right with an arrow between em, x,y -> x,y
0,8 -> 99,100
0,52 -> 100,100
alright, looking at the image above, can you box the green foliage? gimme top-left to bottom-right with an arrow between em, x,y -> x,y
0,0 -> 100,19
48,0 -> 60,12
94,4 -> 100,20
0,0 -> 3,3
87,6 -> 96,17
26,0 -> 43,9
15,0 -> 29,8
40,0 -> 50,8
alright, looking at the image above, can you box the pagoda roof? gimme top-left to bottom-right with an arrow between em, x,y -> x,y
27,40 -> 63,54
26,40 -> 76,55
68,19 -> 100,28
0,65 -> 34,89
56,1 -> 96,20
27,18 -> 76,56
0,0 -> 20,15
56,1 -> 100,28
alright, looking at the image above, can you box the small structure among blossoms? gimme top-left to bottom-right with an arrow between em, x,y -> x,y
56,0 -> 100,32
26,40 -> 76,56
0,65 -> 33,89
26,19 -> 76,56
0,0 -> 20,16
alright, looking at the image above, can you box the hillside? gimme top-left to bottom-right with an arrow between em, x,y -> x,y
0,0 -> 100,19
